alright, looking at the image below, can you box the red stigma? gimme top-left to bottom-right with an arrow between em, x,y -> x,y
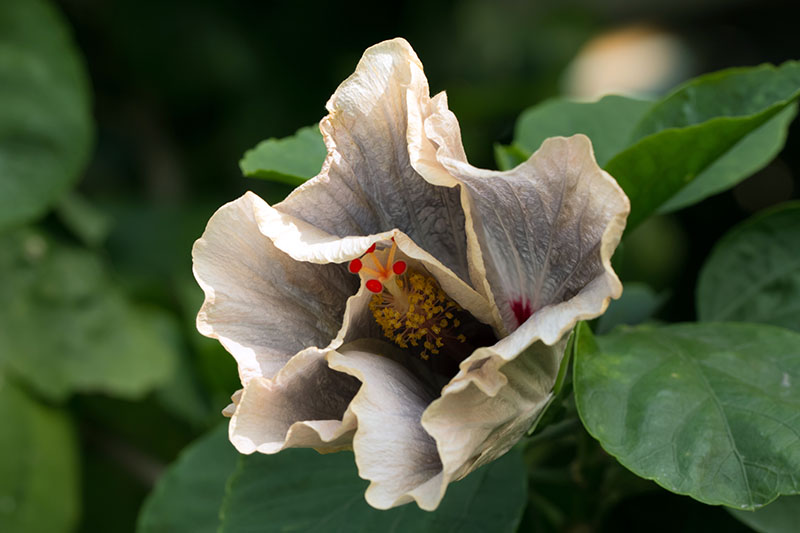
392,261 -> 406,275
366,279 -> 383,293
348,258 -> 363,273
510,298 -> 533,327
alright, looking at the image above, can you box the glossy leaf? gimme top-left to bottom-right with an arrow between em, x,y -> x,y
505,95 -> 652,167
139,423 -> 527,532
240,125 -> 326,185
0,229 -> 177,401
219,447 -> 527,532
497,88 -> 796,215
574,322 -> 800,510
729,495 -> 800,533
137,424 -> 238,533
0,0 -> 93,230
697,202 -> 800,332
0,379 -> 79,533
659,104 -> 798,212
606,61 -> 800,230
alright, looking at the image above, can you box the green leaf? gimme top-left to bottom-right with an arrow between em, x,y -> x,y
493,143 -> 529,171
595,282 -> 667,334
0,0 -> 93,230
507,95 -> 653,167
659,104 -> 798,212
729,495 -> 800,533
55,192 -> 113,247
0,378 -> 80,533
0,229 -> 177,401
240,125 -> 326,185
137,424 -> 238,533
140,424 -> 527,532
573,322 -> 800,510
148,308 -> 213,427
219,448 -> 527,532
605,62 -> 800,231
697,202 -> 800,332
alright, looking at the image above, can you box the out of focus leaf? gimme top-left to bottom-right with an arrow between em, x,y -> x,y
240,125 -> 326,185
0,378 -> 79,533
0,0 -> 93,231
659,104 -> 798,212
55,192 -> 112,247
574,322 -> 800,510
501,95 -> 652,168
176,277 -> 240,407
148,308 -> 212,427
729,495 -> 800,533
697,202 -> 800,332
137,424 -> 237,533
605,61 -> 800,230
596,282 -> 666,334
0,229 -> 177,401
493,142 -> 529,171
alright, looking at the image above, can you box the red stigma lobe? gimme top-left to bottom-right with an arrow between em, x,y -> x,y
366,279 -> 383,293
348,258 -> 363,273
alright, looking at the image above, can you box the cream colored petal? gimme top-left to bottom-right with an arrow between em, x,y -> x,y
274,38 -> 471,285
422,337 -> 566,482
419,93 -> 629,339
327,346 -> 446,511
192,192 -> 358,384
253,200 -> 499,331
229,348 -> 359,455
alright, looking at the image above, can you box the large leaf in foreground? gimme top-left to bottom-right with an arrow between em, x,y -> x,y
0,0 -> 93,230
240,125 -> 326,185
697,202 -> 800,332
220,448 -> 526,532
138,424 -> 527,533
574,322 -> 800,510
0,229 -> 176,400
606,61 -> 800,230
0,380 -> 79,533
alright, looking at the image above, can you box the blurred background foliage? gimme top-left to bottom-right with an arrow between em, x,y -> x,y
2,0 -> 799,531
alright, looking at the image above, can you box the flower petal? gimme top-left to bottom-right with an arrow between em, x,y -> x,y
253,200 -> 499,330
192,192 -> 358,383
327,344 -> 446,510
229,348 -> 360,454
274,38 -> 472,285
422,337 -> 566,481
418,93 -> 629,338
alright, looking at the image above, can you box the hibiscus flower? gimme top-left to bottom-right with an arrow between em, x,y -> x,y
192,38 -> 629,510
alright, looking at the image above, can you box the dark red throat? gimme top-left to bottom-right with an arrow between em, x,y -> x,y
510,298 -> 533,328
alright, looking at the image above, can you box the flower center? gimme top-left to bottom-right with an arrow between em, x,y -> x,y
349,239 -> 495,364
369,271 -> 466,360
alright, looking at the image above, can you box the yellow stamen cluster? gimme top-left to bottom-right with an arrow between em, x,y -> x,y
369,270 -> 466,360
